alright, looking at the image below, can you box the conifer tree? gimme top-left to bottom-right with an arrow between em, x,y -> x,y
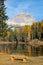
0,0 -> 8,38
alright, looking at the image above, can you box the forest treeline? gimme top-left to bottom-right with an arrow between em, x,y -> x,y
0,20 -> 43,42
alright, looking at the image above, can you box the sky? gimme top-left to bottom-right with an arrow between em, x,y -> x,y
5,0 -> 43,21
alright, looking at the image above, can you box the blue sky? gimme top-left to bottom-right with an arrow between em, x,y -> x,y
5,0 -> 43,21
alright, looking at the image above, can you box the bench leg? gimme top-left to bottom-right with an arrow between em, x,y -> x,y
22,58 -> 26,62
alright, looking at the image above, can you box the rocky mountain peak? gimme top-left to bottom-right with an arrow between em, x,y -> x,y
6,12 -> 35,26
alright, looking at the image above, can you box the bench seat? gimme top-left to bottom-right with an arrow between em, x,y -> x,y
10,55 -> 27,61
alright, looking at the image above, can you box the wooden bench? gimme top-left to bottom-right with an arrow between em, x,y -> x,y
10,55 -> 27,62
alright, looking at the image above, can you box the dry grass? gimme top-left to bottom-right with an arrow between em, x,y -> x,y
0,53 -> 43,65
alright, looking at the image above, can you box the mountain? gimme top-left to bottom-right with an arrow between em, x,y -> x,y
6,11 -> 35,26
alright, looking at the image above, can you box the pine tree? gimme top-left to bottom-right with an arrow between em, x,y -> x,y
0,0 -> 8,39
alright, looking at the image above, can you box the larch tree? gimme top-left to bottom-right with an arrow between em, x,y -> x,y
37,22 -> 41,40
31,23 -> 36,39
